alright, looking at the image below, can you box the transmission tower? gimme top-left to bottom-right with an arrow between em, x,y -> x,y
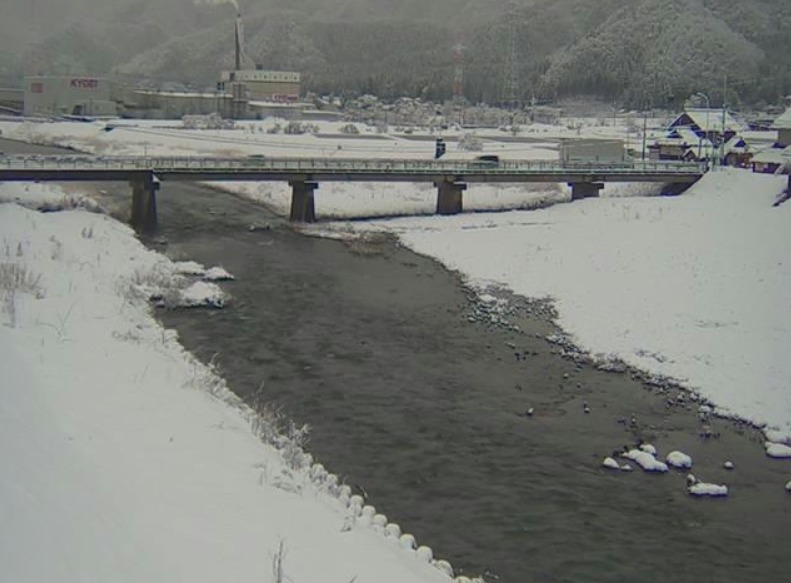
452,41 -> 465,103
501,1 -> 521,110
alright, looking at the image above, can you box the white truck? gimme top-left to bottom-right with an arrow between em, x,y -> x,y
559,139 -> 629,167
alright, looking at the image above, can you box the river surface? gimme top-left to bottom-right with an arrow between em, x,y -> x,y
3,137 -> 790,583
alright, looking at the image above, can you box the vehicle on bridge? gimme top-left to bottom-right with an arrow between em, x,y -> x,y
470,154 -> 500,167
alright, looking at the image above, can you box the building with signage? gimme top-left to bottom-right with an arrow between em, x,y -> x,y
217,69 -> 301,103
24,76 -> 119,117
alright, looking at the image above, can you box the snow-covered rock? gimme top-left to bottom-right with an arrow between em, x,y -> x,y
785,480 -> 791,492
639,443 -> 657,456
764,429 -> 791,446
203,266 -> 235,281
723,461 -> 735,470
620,463 -> 634,472
625,449 -> 668,472
433,559 -> 454,578
765,442 -> 791,459
666,451 -> 693,469
688,482 -> 728,497
177,281 -> 226,308
416,546 -> 433,563
385,523 -> 402,539
173,260 -> 206,275
602,457 -> 620,470
399,534 -> 417,551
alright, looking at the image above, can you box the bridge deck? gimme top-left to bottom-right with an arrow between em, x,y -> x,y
0,155 -> 704,184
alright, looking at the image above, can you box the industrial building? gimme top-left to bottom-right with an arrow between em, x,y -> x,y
217,69 -> 300,103
121,89 -> 239,120
23,76 -> 119,117
15,13 -> 304,121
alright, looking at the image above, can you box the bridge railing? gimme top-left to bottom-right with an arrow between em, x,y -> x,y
0,154 -> 706,175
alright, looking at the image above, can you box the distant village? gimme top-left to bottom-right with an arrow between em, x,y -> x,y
1,69 -> 790,177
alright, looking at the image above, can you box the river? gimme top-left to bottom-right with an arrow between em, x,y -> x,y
3,136 -> 789,583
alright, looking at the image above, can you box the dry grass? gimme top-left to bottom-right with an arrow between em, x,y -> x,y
0,262 -> 45,326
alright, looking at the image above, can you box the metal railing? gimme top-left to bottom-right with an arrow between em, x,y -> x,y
0,155 -> 706,177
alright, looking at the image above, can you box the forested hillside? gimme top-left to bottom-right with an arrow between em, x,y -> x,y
1,0 -> 789,107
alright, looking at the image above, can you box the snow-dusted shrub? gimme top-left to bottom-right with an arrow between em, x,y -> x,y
340,123 -> 360,134
283,121 -> 317,135
249,400 -> 311,470
127,263 -> 184,306
458,132 -> 483,152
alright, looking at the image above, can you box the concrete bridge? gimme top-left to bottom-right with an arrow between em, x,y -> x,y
0,155 -> 704,231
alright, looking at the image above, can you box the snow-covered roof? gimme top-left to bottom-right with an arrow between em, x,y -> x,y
673,109 -> 746,133
770,107 -> 791,130
751,145 -> 791,164
662,126 -> 712,148
653,137 -> 686,147
723,135 -> 749,154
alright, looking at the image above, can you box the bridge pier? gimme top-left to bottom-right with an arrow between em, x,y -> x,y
289,180 -> 318,223
130,174 -> 159,233
436,181 -> 467,215
569,182 -> 604,201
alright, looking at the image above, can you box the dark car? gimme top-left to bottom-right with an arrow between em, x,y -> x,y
470,154 -> 500,167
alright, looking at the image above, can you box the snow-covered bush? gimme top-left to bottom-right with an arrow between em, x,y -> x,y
458,132 -> 483,151
340,123 -> 360,134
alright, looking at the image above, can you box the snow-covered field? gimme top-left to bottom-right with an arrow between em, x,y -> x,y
1,116 -> 790,582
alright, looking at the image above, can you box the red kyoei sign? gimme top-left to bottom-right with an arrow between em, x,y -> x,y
70,78 -> 99,89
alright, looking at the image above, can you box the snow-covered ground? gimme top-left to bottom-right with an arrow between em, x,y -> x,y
0,192 -> 455,583
1,115 -> 790,581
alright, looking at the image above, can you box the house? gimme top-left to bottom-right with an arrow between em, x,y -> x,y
651,108 -> 746,164
770,106 -> 791,147
751,145 -> 789,174
749,106 -> 791,173
648,126 -> 714,162
722,135 -> 752,168
668,108 -> 745,142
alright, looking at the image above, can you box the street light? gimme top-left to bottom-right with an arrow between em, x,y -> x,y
694,92 -> 711,171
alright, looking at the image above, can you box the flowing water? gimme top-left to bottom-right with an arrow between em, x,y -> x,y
3,137 -> 789,582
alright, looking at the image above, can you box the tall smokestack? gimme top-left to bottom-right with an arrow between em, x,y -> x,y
234,12 -> 242,71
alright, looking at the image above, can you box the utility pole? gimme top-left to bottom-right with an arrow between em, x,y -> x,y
642,107 -> 648,163
720,73 -> 728,169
